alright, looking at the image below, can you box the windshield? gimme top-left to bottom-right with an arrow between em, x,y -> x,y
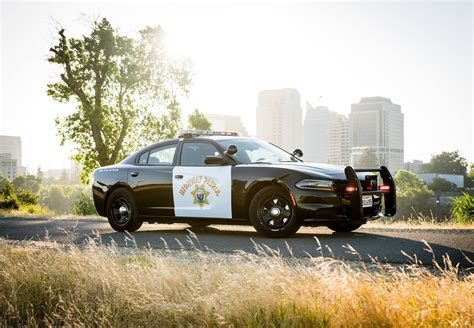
216,138 -> 302,164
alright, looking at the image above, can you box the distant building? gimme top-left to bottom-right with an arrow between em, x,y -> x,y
329,111 -> 350,166
0,135 -> 22,166
303,103 -> 349,165
0,153 -> 18,180
349,97 -> 404,172
256,88 -> 303,152
206,114 -> 249,136
0,135 -> 25,179
303,104 -> 330,163
43,162 -> 81,184
405,160 -> 423,174
418,173 -> 464,189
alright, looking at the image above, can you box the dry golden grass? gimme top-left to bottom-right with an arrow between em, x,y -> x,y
0,235 -> 473,327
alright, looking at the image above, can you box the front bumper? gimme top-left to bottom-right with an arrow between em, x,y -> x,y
298,165 -> 396,226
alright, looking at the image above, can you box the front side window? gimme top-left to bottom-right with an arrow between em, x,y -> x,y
216,138 -> 301,164
180,142 -> 220,166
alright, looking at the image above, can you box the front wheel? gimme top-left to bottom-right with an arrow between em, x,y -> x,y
106,188 -> 143,232
327,223 -> 362,233
249,186 -> 301,238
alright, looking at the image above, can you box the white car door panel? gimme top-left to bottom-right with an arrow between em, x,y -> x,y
172,166 -> 232,218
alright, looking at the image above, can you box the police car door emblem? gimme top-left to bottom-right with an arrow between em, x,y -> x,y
191,184 -> 210,208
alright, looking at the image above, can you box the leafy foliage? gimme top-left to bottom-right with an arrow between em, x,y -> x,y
451,192 -> 474,223
187,109 -> 212,130
39,185 -> 83,214
422,150 -> 468,175
16,190 -> 39,206
0,175 -> 8,191
395,170 -> 434,218
71,193 -> 98,216
12,175 -> 41,193
0,182 -> 20,210
47,18 -> 191,183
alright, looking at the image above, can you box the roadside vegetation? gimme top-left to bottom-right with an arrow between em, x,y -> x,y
0,237 -> 472,327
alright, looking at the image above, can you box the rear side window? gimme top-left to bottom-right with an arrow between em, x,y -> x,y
137,144 -> 177,165
180,142 -> 220,166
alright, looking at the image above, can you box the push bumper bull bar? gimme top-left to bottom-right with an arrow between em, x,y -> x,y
344,165 -> 397,220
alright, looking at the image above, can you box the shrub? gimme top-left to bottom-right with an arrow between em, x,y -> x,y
22,204 -> 55,216
0,197 -> 20,210
71,193 -> 97,216
451,192 -> 474,223
39,185 -> 82,214
395,170 -> 434,218
16,190 -> 38,206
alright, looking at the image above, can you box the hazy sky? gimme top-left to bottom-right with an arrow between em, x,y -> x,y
1,0 -> 472,171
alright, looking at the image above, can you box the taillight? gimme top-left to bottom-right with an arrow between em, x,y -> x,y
345,185 -> 357,193
380,185 -> 390,192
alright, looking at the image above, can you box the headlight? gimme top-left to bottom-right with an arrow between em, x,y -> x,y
295,179 -> 334,190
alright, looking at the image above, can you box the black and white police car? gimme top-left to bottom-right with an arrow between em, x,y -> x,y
92,130 -> 396,237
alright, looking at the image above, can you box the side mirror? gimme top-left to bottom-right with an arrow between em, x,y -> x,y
225,144 -> 238,156
293,149 -> 303,158
204,155 -> 225,165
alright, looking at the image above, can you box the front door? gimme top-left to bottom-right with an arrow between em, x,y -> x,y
172,141 -> 232,219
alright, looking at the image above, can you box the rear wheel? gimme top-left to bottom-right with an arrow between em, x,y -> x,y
327,223 -> 362,233
249,185 -> 301,238
106,188 -> 143,232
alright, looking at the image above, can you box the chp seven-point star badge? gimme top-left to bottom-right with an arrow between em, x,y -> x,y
191,184 -> 210,208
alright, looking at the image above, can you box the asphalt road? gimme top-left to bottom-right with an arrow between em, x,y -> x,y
0,217 -> 473,267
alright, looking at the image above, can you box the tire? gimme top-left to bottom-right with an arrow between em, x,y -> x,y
249,185 -> 301,238
327,223 -> 362,233
106,188 -> 143,232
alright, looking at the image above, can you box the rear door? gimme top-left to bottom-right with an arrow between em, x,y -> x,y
129,143 -> 177,217
172,141 -> 232,219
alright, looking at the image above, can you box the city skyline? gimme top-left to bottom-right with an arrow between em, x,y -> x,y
1,1 -> 472,171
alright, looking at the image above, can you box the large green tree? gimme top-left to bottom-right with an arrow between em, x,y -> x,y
422,150 -> 468,175
47,18 -> 191,183
187,109 -> 212,130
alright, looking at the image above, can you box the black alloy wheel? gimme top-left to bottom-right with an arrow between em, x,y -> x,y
249,185 -> 301,238
106,188 -> 143,232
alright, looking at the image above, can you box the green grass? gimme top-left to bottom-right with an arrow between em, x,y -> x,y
0,238 -> 472,327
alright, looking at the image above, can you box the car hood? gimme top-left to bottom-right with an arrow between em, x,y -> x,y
242,162 -> 348,180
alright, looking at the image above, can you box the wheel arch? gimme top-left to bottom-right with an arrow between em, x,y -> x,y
103,183 -> 134,214
244,179 -> 293,219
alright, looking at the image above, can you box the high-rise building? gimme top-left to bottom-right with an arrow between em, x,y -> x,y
256,88 -> 303,151
206,114 -> 249,136
0,135 -> 25,179
303,103 -> 349,165
0,135 -> 22,166
349,97 -> 404,172
303,104 -> 330,163
0,153 -> 18,180
329,112 -> 349,166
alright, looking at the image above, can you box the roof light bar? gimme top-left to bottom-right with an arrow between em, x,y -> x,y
177,130 -> 239,138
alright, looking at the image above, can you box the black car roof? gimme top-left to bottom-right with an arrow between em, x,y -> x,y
120,136 -> 255,164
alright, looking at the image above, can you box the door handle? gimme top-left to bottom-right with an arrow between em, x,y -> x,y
174,174 -> 183,179
130,171 -> 139,177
